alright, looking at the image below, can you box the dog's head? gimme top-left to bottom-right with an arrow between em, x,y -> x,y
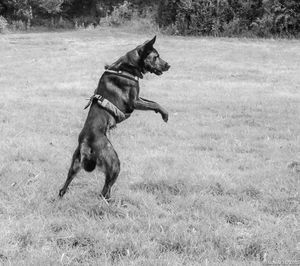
106,36 -> 170,79
136,36 -> 170,76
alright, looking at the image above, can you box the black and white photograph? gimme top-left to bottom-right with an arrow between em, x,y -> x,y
0,0 -> 299,265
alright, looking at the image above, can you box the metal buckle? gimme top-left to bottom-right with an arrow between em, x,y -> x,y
96,95 -> 104,102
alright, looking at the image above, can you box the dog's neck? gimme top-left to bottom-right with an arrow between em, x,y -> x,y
117,64 -> 143,79
105,50 -> 146,79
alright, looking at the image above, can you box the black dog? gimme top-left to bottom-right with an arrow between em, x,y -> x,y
59,36 -> 170,200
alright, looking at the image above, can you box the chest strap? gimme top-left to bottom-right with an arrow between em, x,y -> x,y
84,94 -> 130,123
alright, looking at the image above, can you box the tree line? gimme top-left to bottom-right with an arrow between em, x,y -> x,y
157,0 -> 300,37
0,0 -> 299,37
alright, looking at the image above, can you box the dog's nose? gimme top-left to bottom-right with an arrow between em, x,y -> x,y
165,63 -> 170,70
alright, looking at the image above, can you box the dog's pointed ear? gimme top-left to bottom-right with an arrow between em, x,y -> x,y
146,35 -> 156,48
137,36 -> 157,57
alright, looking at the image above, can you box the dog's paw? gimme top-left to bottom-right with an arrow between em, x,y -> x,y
58,189 -> 65,198
161,112 -> 168,122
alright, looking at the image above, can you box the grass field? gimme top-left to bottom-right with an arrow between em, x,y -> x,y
0,28 -> 299,265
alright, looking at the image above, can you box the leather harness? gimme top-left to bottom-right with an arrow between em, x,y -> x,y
84,70 -> 139,123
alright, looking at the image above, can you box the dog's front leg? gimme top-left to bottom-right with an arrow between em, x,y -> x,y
133,97 -> 168,122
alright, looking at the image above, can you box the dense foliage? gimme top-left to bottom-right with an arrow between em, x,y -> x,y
157,0 -> 300,37
0,0 -> 299,37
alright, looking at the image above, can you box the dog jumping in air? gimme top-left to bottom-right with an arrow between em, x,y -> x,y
59,36 -> 170,200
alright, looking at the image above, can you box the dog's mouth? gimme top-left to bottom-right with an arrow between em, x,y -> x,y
153,68 -> 163,75
150,67 -> 170,75
155,64 -> 171,75
145,66 -> 162,76
145,64 -> 170,76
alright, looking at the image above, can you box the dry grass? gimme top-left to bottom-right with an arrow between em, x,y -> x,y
0,28 -> 299,265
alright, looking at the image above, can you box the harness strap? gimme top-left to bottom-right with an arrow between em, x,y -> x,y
84,94 -> 130,123
105,69 -> 139,82
83,70 -> 137,123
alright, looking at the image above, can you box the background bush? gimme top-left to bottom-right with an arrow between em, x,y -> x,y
105,1 -> 133,26
0,15 -> 8,32
0,0 -> 299,37
156,0 -> 300,37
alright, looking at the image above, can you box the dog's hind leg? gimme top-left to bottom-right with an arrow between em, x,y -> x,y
59,147 -> 81,198
96,138 -> 120,200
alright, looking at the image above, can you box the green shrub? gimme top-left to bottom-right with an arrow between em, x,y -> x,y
10,20 -> 27,31
157,0 -> 300,37
251,14 -> 274,38
106,1 -> 133,26
156,0 -> 178,28
0,15 -> 8,33
175,0 -> 216,35
1,0 -> 300,36
170,0 -> 233,36
222,18 -> 246,37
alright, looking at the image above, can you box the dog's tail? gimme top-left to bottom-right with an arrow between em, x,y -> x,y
80,140 -> 96,172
